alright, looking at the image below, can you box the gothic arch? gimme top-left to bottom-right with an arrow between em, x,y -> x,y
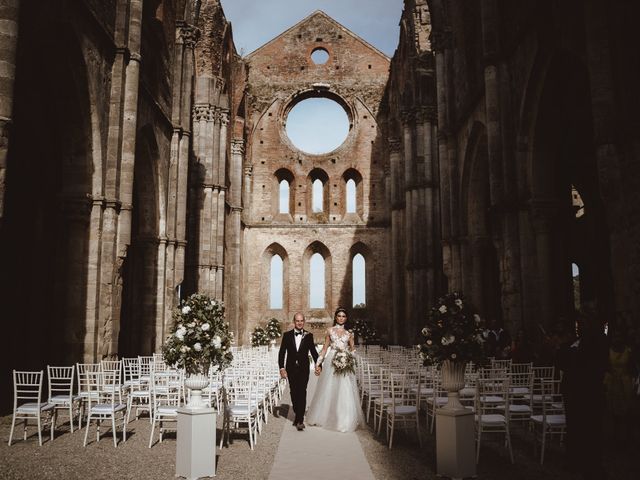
303,241 -> 332,312
525,51 -> 613,325
262,243 -> 290,311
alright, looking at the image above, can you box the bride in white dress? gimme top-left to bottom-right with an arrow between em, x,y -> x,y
306,307 -> 365,432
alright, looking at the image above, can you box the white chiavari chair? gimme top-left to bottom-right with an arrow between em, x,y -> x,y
47,365 -> 79,439
148,370 -> 182,447
83,370 -> 127,447
530,379 -> 565,464
386,371 -> 422,449
76,363 -> 101,429
475,375 -> 513,463
8,370 -> 54,446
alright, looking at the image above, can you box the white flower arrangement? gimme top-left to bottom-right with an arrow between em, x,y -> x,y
331,349 -> 356,376
420,291 -> 487,367
250,326 -> 270,347
161,293 -> 234,375
265,318 -> 282,341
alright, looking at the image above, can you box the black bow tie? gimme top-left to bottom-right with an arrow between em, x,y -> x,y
294,330 -> 303,336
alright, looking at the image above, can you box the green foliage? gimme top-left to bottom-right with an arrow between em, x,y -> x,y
265,318 -> 282,340
250,326 -> 270,347
352,319 -> 378,344
161,293 -> 234,375
420,292 -> 487,367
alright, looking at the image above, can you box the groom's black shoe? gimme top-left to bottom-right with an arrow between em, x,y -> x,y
296,422 -> 305,431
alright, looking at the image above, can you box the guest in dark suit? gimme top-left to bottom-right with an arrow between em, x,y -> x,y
278,312 -> 321,430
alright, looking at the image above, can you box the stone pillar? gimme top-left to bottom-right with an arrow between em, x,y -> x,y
402,111 -> 415,341
419,105 -> 438,307
226,139 -> 244,342
584,0 -> 630,321
99,0 -> 144,358
432,30 -> 455,291
530,199 -> 559,330
389,138 -> 403,343
0,0 -> 19,227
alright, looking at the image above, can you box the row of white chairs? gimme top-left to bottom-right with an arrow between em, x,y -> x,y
356,351 -> 565,464
8,351 -> 284,450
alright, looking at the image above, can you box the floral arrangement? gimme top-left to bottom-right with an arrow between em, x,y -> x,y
352,319 -> 378,344
250,326 -> 270,347
419,291 -> 486,366
332,349 -> 356,376
162,293 -> 234,375
265,318 -> 282,341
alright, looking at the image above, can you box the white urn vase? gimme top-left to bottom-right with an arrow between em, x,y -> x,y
441,360 -> 466,410
185,373 -> 210,408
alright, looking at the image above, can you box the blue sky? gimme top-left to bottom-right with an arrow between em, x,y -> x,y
219,0 -> 405,57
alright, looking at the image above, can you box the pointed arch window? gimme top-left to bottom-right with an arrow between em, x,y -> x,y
274,168 -> 294,218
312,179 -> 323,213
572,262 -> 580,311
352,253 -> 366,307
309,253 -> 325,308
270,254 -> 284,309
343,169 -> 363,217
346,179 -> 356,213
279,180 -> 290,214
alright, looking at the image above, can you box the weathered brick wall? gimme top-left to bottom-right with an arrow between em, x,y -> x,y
241,11 -> 392,341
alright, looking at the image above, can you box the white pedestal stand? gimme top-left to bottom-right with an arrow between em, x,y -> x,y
435,407 -> 476,479
176,407 -> 217,479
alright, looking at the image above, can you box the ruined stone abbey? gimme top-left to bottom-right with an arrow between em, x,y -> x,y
1,0 -> 639,378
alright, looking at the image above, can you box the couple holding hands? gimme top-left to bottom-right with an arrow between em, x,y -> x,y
278,307 -> 364,432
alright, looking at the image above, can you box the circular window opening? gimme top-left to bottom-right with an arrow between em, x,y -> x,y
286,97 -> 350,154
311,48 -> 329,65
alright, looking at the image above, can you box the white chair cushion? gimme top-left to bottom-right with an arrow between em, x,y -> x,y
531,414 -> 565,425
50,395 -> 80,404
503,404 -> 531,413
157,407 -> 178,415
91,403 -> 126,413
510,387 -> 530,395
477,414 -> 506,425
391,405 -> 417,414
17,402 -> 54,413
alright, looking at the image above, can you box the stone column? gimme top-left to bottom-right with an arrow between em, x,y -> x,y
175,23 -> 200,302
530,199 -> 560,330
419,105 -> 438,306
99,0 -> 143,358
584,0 -> 630,321
0,0 -> 19,226
401,111 -> 416,341
431,30 -> 455,291
389,138 -> 403,343
226,139 -> 244,342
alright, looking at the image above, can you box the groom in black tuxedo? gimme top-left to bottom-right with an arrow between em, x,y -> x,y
278,312 -> 321,430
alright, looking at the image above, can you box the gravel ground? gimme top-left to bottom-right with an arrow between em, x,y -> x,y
1,407 -> 638,480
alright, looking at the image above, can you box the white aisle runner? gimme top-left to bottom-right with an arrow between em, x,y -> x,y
268,374 -> 375,480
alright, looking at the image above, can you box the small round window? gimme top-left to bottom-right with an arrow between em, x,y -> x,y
311,48 -> 329,65
285,97 -> 350,154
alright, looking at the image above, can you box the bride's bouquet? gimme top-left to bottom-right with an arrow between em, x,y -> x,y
332,349 -> 356,376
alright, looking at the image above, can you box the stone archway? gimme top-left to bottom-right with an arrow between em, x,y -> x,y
527,52 -> 613,327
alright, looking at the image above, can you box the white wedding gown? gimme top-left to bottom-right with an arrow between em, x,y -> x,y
306,327 -> 365,432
